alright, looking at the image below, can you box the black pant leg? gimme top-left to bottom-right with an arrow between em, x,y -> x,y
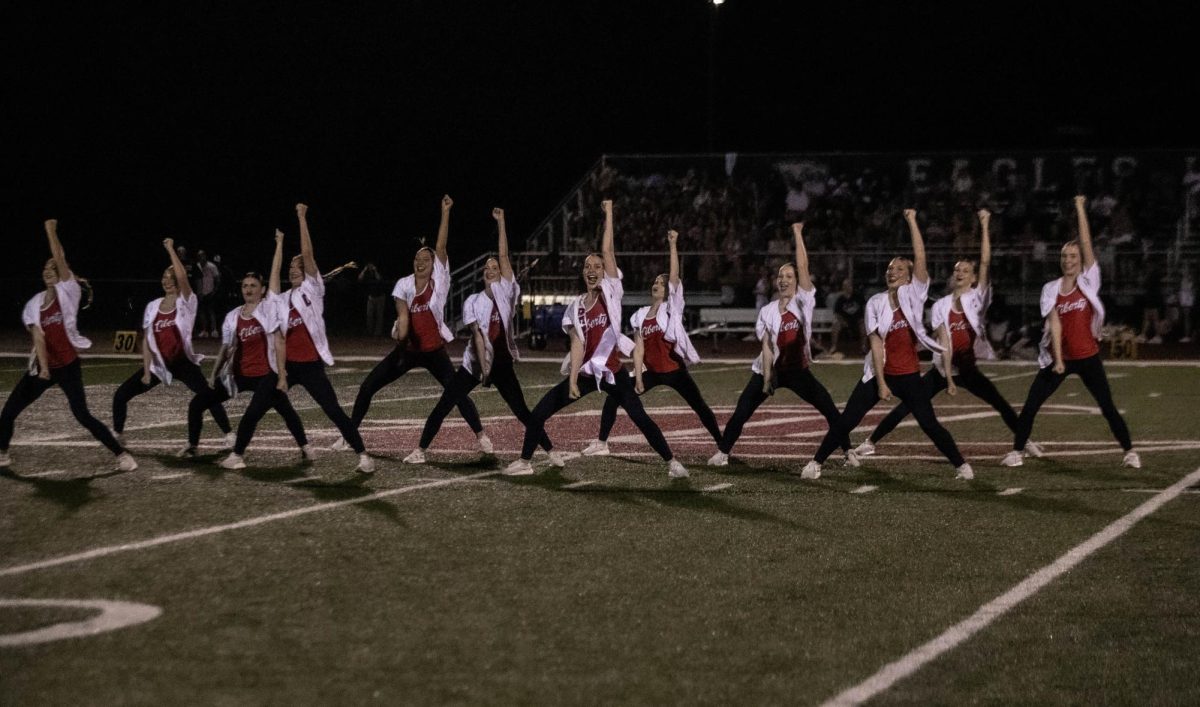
666,368 -> 723,445
815,378 -> 879,463
888,372 -> 964,467
290,361 -> 365,453
490,360 -> 553,452
170,360 -> 232,447
1075,355 -> 1133,450
56,361 -> 124,455
868,368 -> 946,444
719,374 -> 768,454
0,372 -> 55,450
234,373 -> 284,454
418,367 -> 479,450
423,349 -> 483,434
521,377 -> 596,459
604,373 -> 673,461
1013,365 -> 1067,451
111,367 -> 160,433
351,346 -> 410,426
784,368 -> 852,452
957,366 -> 1020,433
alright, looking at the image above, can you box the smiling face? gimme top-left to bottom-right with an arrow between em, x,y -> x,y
413,247 -> 434,277
952,260 -> 977,291
650,274 -> 667,302
1060,242 -> 1082,277
776,263 -> 797,300
42,258 -> 60,287
885,257 -> 913,292
161,267 -> 178,295
288,255 -> 304,287
241,275 -> 264,304
582,254 -> 604,291
482,257 -> 500,285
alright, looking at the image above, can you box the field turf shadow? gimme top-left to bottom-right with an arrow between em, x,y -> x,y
1,470 -> 103,513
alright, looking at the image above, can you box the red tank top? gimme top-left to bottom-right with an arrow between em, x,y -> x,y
406,281 -> 443,352
775,310 -> 807,371
1056,287 -> 1099,361
947,308 -> 976,368
487,300 -> 511,363
285,306 -> 320,363
641,315 -> 680,373
884,307 -> 920,376
582,294 -> 621,374
235,314 -> 270,377
152,307 -> 184,364
40,298 -> 77,370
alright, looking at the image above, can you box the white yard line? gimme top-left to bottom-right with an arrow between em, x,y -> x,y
850,485 -> 878,494
562,480 -> 597,490
150,472 -> 191,481
0,472 -> 498,579
997,487 -> 1024,496
701,483 -> 733,492
819,465 -> 1200,707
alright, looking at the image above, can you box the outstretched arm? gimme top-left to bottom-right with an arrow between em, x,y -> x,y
296,203 -> 319,276
792,222 -> 814,291
668,229 -> 680,285
977,209 -> 991,292
1073,195 -> 1096,270
163,237 -> 193,300
600,200 -> 618,278
493,208 -> 514,280
269,229 -> 285,294
903,209 -> 928,283
435,195 -> 452,265
44,220 -> 73,281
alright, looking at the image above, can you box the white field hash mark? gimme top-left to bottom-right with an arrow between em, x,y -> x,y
0,472 -> 498,579
701,483 -> 733,492
997,487 -> 1024,496
850,485 -> 878,494
819,465 -> 1200,707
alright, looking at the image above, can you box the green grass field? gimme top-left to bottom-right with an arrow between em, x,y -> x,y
1,356 -> 1198,705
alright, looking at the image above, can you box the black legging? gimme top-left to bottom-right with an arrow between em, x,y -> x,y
814,372 -> 965,467
112,358 -> 232,446
418,356 -> 552,451
597,366 -> 722,445
869,364 -> 1019,443
521,372 -> 673,461
351,346 -> 482,433
1012,354 -> 1132,452
0,359 -> 124,455
203,372 -> 309,455
286,360 -> 365,454
718,368 -> 847,455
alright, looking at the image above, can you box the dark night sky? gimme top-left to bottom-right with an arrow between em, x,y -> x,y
3,0 -> 1196,280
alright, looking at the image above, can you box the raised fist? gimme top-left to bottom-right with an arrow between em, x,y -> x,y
902,209 -> 917,222
441,195 -> 454,211
1073,195 -> 1086,209
274,229 -> 284,243
44,219 -> 58,233
163,237 -> 175,250
295,203 -> 308,217
492,207 -> 504,221
666,229 -> 678,244
791,222 -> 805,238
601,199 -> 613,214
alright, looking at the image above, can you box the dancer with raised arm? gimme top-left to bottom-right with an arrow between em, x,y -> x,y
802,210 -> 972,480
580,229 -> 722,457
0,220 -> 137,471
1002,196 -> 1138,468
210,233 -> 311,469
404,208 -> 557,464
337,196 -> 491,453
707,223 -> 852,468
274,204 -> 373,474
504,200 -> 688,478
111,237 -> 234,456
853,209 -> 1042,458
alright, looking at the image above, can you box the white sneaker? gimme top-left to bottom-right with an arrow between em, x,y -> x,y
1000,450 -> 1024,467
668,459 -> 689,479
548,450 -> 567,468
329,437 -> 351,452
0,450 -> 11,468
222,431 -> 236,450
581,439 -> 610,456
1023,441 -> 1045,458
402,448 -> 426,465
220,453 -> 246,470
797,460 -> 822,480
707,451 -> 729,467
852,440 -> 876,457
844,450 -> 861,468
115,453 -> 139,472
1123,450 -> 1141,469
503,458 -> 535,476
955,463 -> 975,480
301,444 -> 316,461
356,454 -> 376,474
477,432 -> 494,454
176,446 -> 198,459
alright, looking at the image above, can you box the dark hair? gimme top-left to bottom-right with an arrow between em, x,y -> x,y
242,271 -> 265,285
